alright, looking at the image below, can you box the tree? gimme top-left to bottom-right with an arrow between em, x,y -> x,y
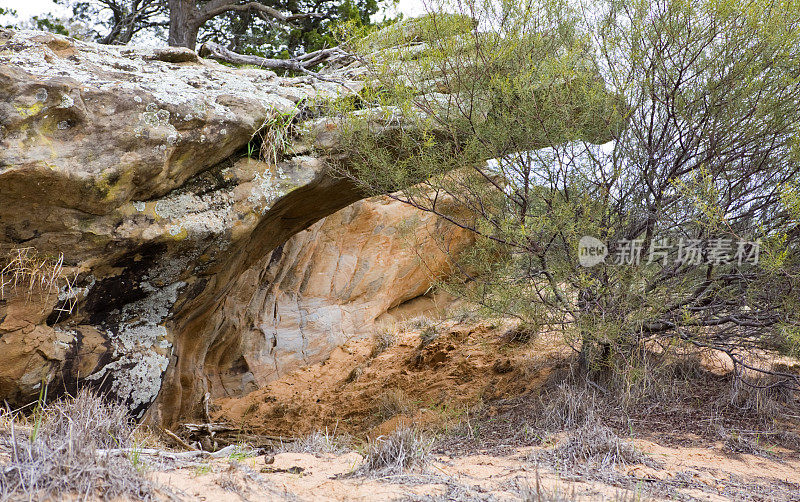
66,0 -> 168,45
335,0 -> 800,387
38,0 -> 388,56
166,0 -> 325,50
198,0 -> 384,57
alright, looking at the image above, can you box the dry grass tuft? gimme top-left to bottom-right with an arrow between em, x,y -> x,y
216,468 -> 248,496
277,427 -> 352,456
0,388 -> 155,500
516,473 -> 577,502
370,324 -> 398,358
0,247 -> 78,317
541,420 -> 657,469
404,316 -> 434,331
419,325 -> 440,348
252,111 -> 297,166
375,388 -> 413,421
504,322 -> 538,344
534,346 -> 798,437
354,426 -> 431,476
725,371 -> 798,419
535,380 -> 600,431
344,364 -> 365,384
403,316 -> 441,348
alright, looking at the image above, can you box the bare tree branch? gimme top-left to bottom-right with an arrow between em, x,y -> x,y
198,41 -> 347,70
197,1 -> 323,25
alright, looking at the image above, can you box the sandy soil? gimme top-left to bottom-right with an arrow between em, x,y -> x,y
142,318 -> 800,501
149,438 -> 800,501
213,319 -> 568,440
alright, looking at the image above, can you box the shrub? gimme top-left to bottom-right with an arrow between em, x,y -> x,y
277,428 -> 352,456
354,426 -> 431,476
543,420 -> 657,469
0,389 -> 154,501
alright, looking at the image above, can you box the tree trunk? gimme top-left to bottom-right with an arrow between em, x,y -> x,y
168,0 -> 199,49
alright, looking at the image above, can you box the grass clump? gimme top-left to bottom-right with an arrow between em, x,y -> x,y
0,247 -> 78,319
0,388 -> 155,500
250,110 -> 298,166
354,426 -> 431,476
370,324 -> 398,358
516,473 -> 577,502
278,427 -> 352,456
419,324 -> 440,348
543,420 -> 656,469
375,388 -> 413,421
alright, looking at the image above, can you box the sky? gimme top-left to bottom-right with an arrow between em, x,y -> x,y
1,0 -> 70,20
1,0 -> 427,24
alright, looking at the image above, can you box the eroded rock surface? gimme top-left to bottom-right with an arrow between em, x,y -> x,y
202,195 -> 472,401
0,30 -> 468,423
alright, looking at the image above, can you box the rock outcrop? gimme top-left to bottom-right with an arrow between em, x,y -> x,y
201,195 -> 471,403
0,29 -> 469,424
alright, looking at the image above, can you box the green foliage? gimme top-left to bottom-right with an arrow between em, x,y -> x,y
776,324 -> 800,358
16,0 -> 392,54
227,444 -> 256,461
29,15 -> 69,36
355,11 -> 475,52
336,0 -> 800,371
201,0 -> 395,58
252,110 -> 298,165
1,8 -> 77,38
29,383 -> 47,444
0,7 -> 18,29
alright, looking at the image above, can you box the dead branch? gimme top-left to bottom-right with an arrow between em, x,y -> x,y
198,1 -> 323,25
96,448 -> 208,459
182,422 -> 237,433
162,428 -> 197,451
198,41 -> 351,73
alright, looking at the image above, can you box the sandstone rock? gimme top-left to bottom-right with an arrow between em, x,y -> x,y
201,195 -> 472,400
0,30 -> 470,423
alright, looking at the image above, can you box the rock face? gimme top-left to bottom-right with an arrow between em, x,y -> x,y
202,196 -> 471,402
0,29 -> 469,424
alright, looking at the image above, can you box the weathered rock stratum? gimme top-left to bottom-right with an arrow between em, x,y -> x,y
0,29 -> 470,424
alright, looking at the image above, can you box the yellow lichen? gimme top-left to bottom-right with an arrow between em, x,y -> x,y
14,101 -> 45,118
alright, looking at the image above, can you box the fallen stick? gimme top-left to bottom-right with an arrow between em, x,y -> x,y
197,42 -> 360,92
96,448 -> 209,459
198,42 -> 348,72
209,445 -> 237,458
162,428 -> 197,451
182,422 -> 236,433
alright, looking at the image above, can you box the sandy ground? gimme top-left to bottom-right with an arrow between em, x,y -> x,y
142,318 -> 800,501
149,439 -> 800,501
213,319 -> 568,440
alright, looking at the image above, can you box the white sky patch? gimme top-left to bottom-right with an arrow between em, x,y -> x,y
1,0 -> 69,21
391,0 -> 428,18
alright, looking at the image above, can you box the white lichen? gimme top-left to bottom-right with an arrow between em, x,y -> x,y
85,281 -> 184,416
248,166 -> 287,213
58,93 -> 74,108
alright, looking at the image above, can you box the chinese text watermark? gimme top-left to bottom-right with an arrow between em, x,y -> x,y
578,237 -> 760,267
